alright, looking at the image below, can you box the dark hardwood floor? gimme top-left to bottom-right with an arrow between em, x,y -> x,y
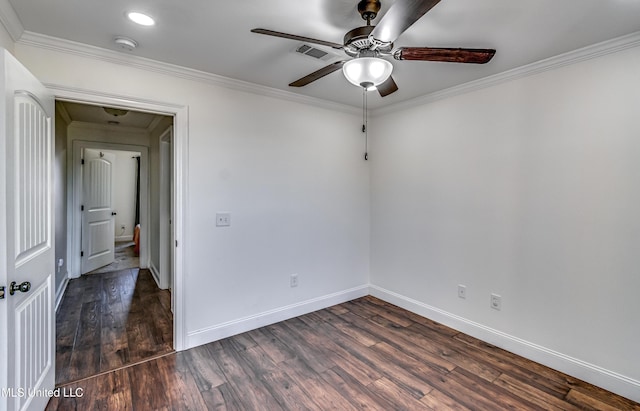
55,268 -> 173,385
48,296 -> 639,410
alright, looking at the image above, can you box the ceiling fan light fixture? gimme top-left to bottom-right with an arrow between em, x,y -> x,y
343,57 -> 393,88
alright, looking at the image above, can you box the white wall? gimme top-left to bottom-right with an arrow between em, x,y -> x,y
104,149 -> 140,241
16,43 -> 370,345
0,21 -> 13,54
370,45 -> 640,400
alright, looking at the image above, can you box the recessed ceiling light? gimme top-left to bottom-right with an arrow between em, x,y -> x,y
127,11 -> 155,26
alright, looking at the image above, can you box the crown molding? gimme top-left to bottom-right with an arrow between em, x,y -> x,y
16,29 -> 640,119
0,0 -> 24,41
373,30 -> 640,117
17,31 -> 360,116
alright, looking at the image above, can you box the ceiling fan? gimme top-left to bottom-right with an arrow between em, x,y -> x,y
251,0 -> 496,97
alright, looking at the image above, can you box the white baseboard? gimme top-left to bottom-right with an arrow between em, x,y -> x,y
55,275 -> 69,312
115,235 -> 133,242
369,285 -> 640,403
186,285 -> 369,349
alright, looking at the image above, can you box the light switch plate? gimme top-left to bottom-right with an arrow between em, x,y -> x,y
216,213 -> 231,227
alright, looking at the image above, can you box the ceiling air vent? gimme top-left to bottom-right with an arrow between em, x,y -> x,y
294,44 -> 336,62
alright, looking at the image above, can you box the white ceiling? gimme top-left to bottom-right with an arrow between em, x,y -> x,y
57,101 -> 166,129
8,0 -> 640,109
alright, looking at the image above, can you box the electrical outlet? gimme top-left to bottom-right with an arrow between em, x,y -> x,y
491,293 -> 502,311
216,213 -> 231,227
290,273 -> 298,288
458,284 -> 466,299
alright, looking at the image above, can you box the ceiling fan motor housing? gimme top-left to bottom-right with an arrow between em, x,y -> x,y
344,25 -> 393,57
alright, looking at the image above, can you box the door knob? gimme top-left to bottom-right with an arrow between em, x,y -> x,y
9,281 -> 31,295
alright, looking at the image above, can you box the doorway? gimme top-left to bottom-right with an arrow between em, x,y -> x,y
54,98 -> 183,385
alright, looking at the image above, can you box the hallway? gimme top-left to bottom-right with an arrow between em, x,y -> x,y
55,268 -> 173,385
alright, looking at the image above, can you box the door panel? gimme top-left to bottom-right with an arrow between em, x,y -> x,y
1,49 -> 55,411
15,93 -> 51,266
81,149 -> 115,274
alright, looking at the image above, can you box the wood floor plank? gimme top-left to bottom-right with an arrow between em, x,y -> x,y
420,388 -> 472,411
453,332 -> 579,398
267,320 -> 335,374
494,373 -> 582,411
261,369 -> 322,411
320,365 -> 397,410
199,383 -> 240,411
184,345 -> 227,391
567,387 -> 640,411
368,377 -> 434,410
447,367 -> 545,410
156,354 -> 209,410
127,360 -> 171,410
48,296 -> 640,410
349,297 -> 414,328
284,314 -> 383,385
278,357 -> 360,411
245,327 -> 296,364
213,338 -> 284,410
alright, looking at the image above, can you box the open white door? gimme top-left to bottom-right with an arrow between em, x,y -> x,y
81,148 -> 116,274
0,50 -> 55,411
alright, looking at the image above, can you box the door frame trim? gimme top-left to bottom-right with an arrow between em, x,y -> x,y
48,84 -> 188,351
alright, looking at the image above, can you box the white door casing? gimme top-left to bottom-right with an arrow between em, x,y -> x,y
159,126 -> 173,291
0,49 -> 55,411
50,86 -> 187,352
81,148 -> 116,274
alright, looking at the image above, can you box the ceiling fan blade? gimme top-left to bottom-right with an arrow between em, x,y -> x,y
289,61 -> 347,87
370,0 -> 441,44
394,47 -> 496,64
377,76 -> 399,97
251,28 -> 344,50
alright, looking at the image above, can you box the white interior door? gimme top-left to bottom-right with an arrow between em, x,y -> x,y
0,49 -> 55,411
81,149 -> 116,274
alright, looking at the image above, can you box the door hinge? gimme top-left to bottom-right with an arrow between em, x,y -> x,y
81,251 -> 84,257
81,159 -> 85,165
81,205 -> 84,211
175,240 -> 178,247
0,285 -> 5,300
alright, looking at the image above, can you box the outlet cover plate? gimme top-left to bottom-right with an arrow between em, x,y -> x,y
491,293 -> 502,310
458,284 -> 466,299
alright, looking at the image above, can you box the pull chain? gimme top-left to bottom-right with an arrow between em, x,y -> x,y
362,87 -> 368,161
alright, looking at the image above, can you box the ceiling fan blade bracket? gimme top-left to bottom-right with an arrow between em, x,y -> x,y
369,36 -> 393,51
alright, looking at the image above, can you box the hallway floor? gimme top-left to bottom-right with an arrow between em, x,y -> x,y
87,241 -> 139,275
55,268 -> 173,385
